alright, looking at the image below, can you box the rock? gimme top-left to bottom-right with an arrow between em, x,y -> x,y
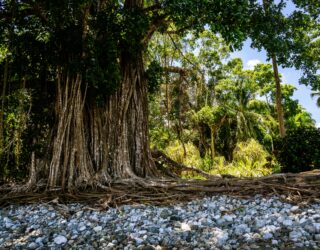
262,233 -> 273,240
107,242 -> 115,248
283,219 -> 293,227
181,223 -> 191,231
277,216 -> 285,224
148,227 -> 159,234
35,237 -> 44,244
160,209 -> 170,219
305,224 -> 316,233
139,230 -> 147,235
289,231 -> 302,241
170,215 -> 181,221
76,211 -> 83,217
314,223 -> 320,233
234,224 -> 250,235
299,217 -> 307,225
3,217 -> 14,229
142,246 -> 155,250
222,214 -> 233,222
54,235 -> 67,245
71,234 -> 78,240
294,242 -> 304,248
0,195 -> 318,249
27,242 -> 38,249
93,226 -> 103,232
135,238 -> 144,245
290,206 -> 299,212
213,229 -> 229,247
243,233 -> 255,243
255,219 -> 266,228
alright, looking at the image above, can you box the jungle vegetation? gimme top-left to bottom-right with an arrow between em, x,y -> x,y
0,0 -> 319,190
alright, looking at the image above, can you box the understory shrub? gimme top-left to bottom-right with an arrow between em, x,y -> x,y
274,127 -> 320,173
209,139 -> 273,177
164,140 -> 201,168
164,139 -> 274,178
233,139 -> 269,163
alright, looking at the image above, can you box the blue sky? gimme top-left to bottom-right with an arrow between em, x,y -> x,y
230,0 -> 320,127
231,40 -> 320,127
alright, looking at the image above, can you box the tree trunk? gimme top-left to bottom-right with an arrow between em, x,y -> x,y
101,50 -> 158,179
271,55 -> 286,137
99,0 -> 158,179
42,0 -> 159,190
210,125 -> 215,160
47,72 -> 95,190
46,51 -> 159,190
262,0 -> 286,138
0,58 -> 8,155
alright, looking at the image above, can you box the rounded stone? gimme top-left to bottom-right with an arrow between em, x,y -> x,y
54,235 -> 68,245
27,242 -> 38,249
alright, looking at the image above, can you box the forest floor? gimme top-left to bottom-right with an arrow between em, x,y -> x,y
0,170 -> 319,208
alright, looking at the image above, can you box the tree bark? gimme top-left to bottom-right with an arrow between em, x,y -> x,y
47,37 -> 158,191
262,0 -> 286,138
101,50 -> 159,179
0,59 -> 9,155
210,125 -> 215,160
48,72 -> 95,190
99,0 -> 159,179
271,55 -> 286,137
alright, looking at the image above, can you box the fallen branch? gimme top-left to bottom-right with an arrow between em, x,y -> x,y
152,149 -> 220,180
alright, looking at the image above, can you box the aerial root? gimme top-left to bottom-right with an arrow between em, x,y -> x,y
0,170 -> 320,207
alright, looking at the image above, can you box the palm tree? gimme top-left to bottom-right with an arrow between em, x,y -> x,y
214,61 -> 276,159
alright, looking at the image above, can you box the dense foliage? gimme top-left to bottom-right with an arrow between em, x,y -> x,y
274,127 -> 320,173
148,30 -> 317,176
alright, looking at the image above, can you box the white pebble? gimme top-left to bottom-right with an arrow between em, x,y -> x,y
54,235 -> 67,245
93,226 -> 102,232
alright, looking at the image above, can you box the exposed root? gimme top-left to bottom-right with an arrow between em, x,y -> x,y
0,170 -> 320,207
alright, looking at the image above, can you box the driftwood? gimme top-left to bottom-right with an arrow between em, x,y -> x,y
0,170 -> 319,207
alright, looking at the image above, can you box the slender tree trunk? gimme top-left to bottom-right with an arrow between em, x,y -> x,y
0,59 -> 8,154
27,138 -> 37,188
262,0 -> 286,138
177,78 -> 186,158
210,126 -> 215,160
271,55 -> 286,137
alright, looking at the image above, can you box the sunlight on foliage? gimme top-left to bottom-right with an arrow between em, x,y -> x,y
164,139 -> 274,178
210,139 -> 273,177
233,139 -> 269,163
164,140 -> 201,168
0,45 -> 9,63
